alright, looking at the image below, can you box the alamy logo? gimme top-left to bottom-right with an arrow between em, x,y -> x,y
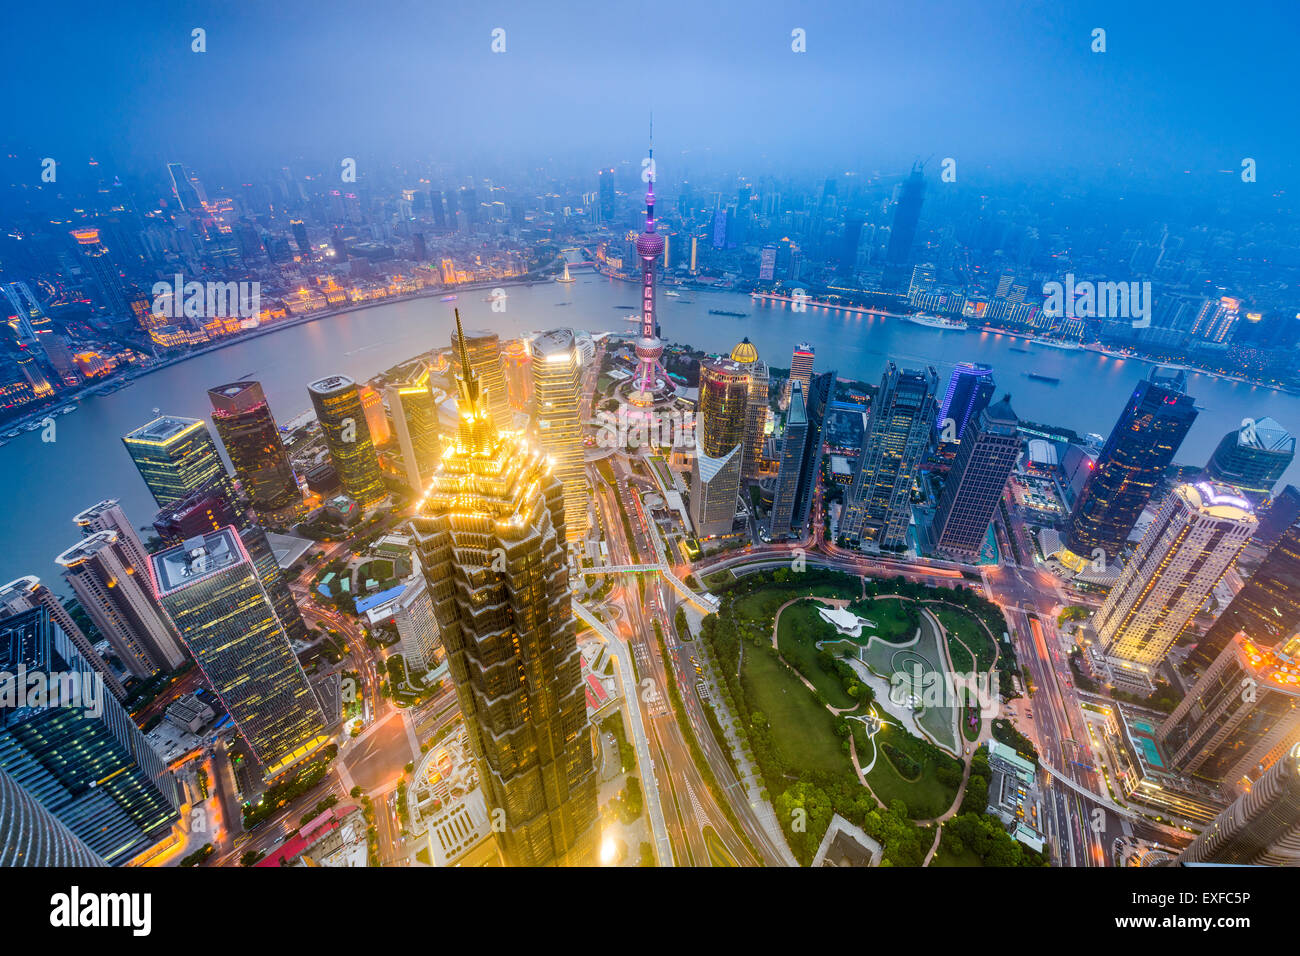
50,887 -> 151,936
0,666 -> 104,718
1042,273 -> 1151,327
151,276 -> 261,321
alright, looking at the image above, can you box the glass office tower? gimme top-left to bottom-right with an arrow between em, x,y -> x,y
151,528 -> 329,779
0,607 -> 179,865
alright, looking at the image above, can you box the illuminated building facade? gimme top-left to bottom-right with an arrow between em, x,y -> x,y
208,381 -> 301,515
0,607 -> 179,865
768,370 -> 835,539
1202,416 -> 1295,502
937,362 -> 995,443
931,395 -> 1020,556
411,313 -> 598,866
501,337 -> 534,412
0,575 -> 126,700
781,343 -> 815,410
0,764 -> 106,866
70,227 -> 131,320
691,358 -> 750,537
122,415 -> 234,509
308,375 -> 386,506
385,366 -> 442,492
1176,742 -> 1300,866
530,329 -> 588,541
151,527 -> 329,779
450,329 -> 511,432
359,384 -> 391,447
729,337 -> 769,480
1191,516 -> 1300,669
1064,367 -> 1197,563
152,488 -> 309,644
843,364 -> 938,550
55,530 -> 187,678
1159,632 -> 1300,787
1097,482 -> 1256,681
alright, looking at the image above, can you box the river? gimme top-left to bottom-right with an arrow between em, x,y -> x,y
6,274 -> 1299,592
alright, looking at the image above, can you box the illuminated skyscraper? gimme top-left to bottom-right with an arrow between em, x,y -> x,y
55,531 -> 187,678
74,498 -> 152,577
152,488 -> 309,644
123,415 -> 234,509
937,363 -> 995,443
1202,416 -> 1295,502
359,384 -> 391,447
307,375 -> 386,506
208,381 -> 301,515
1190,515 -> 1300,669
728,338 -> 769,480
385,366 -> 442,492
1159,632 -> 1300,788
768,370 -> 835,539
1063,367 -> 1197,565
0,607 -> 179,865
1176,742 -> 1300,866
691,358 -> 750,537
843,364 -> 938,550
0,575 -> 126,701
449,329 -> 511,433
780,343 -> 815,410
411,312 -> 598,866
151,527 -> 330,779
531,329 -> 589,541
69,227 -> 131,320
1097,482 -> 1256,685
0,764 -> 106,866
501,338 -> 534,412
931,395 -> 1020,556
391,557 -> 442,672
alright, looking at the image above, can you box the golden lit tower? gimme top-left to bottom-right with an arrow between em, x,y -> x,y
450,329 -> 512,433
729,337 -> 769,481
307,375 -> 387,506
530,329 -> 589,541
410,310 -> 598,866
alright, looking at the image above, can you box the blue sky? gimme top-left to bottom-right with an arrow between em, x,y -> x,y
4,0 -> 1298,187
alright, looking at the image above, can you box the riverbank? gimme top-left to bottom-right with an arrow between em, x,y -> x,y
0,275 -> 562,434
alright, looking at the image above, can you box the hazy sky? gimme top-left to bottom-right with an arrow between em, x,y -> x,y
6,0 -> 1299,188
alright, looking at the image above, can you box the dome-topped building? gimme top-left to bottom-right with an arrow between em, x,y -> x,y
730,337 -> 759,365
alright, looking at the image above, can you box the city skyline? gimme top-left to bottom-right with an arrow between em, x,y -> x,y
2,0 -> 1300,894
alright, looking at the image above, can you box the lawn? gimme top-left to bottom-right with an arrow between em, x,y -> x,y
847,596 -> 917,643
931,606 -> 998,673
775,601 -> 856,709
741,644 -> 852,777
853,721 -> 962,820
735,581 -> 860,624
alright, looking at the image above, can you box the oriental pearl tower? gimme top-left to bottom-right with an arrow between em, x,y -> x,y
628,122 -> 673,407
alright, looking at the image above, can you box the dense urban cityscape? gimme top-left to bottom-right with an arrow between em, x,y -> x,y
0,1 -> 1295,936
